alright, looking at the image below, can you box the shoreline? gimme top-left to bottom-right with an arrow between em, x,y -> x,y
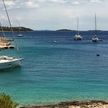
21,100 -> 108,108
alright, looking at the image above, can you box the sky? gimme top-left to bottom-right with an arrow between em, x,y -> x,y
0,0 -> 108,30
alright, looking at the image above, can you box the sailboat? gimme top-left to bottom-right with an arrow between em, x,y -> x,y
17,21 -> 23,37
0,0 -> 23,69
73,17 -> 82,41
92,14 -> 102,42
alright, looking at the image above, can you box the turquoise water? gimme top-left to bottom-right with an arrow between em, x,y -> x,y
0,31 -> 108,105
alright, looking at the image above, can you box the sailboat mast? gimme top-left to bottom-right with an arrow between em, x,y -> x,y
2,0 -> 14,34
18,20 -> 21,33
95,14 -> 97,36
77,17 -> 79,35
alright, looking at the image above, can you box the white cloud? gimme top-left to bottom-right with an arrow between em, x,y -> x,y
72,1 -> 80,5
25,1 -> 39,8
49,0 -> 67,4
5,1 -> 15,6
0,0 -> 107,30
90,0 -> 103,3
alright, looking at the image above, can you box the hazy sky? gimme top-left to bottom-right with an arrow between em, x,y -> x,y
0,0 -> 108,30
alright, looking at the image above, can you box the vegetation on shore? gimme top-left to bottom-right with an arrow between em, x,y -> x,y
0,26 -> 33,32
0,93 -> 18,108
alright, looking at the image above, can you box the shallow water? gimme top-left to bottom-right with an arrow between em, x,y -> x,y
0,31 -> 108,105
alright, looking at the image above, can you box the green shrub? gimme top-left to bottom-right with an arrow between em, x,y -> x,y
0,93 -> 18,108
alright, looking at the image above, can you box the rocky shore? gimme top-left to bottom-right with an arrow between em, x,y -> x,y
20,100 -> 108,108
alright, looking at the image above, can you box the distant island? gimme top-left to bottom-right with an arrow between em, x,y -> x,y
56,29 -> 74,32
56,29 -> 108,35
0,26 -> 33,32
56,29 -> 107,32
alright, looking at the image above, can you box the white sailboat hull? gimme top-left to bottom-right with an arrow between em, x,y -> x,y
74,35 -> 82,41
0,57 -> 23,69
92,37 -> 99,42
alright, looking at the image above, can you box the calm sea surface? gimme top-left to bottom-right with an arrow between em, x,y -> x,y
0,31 -> 108,105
